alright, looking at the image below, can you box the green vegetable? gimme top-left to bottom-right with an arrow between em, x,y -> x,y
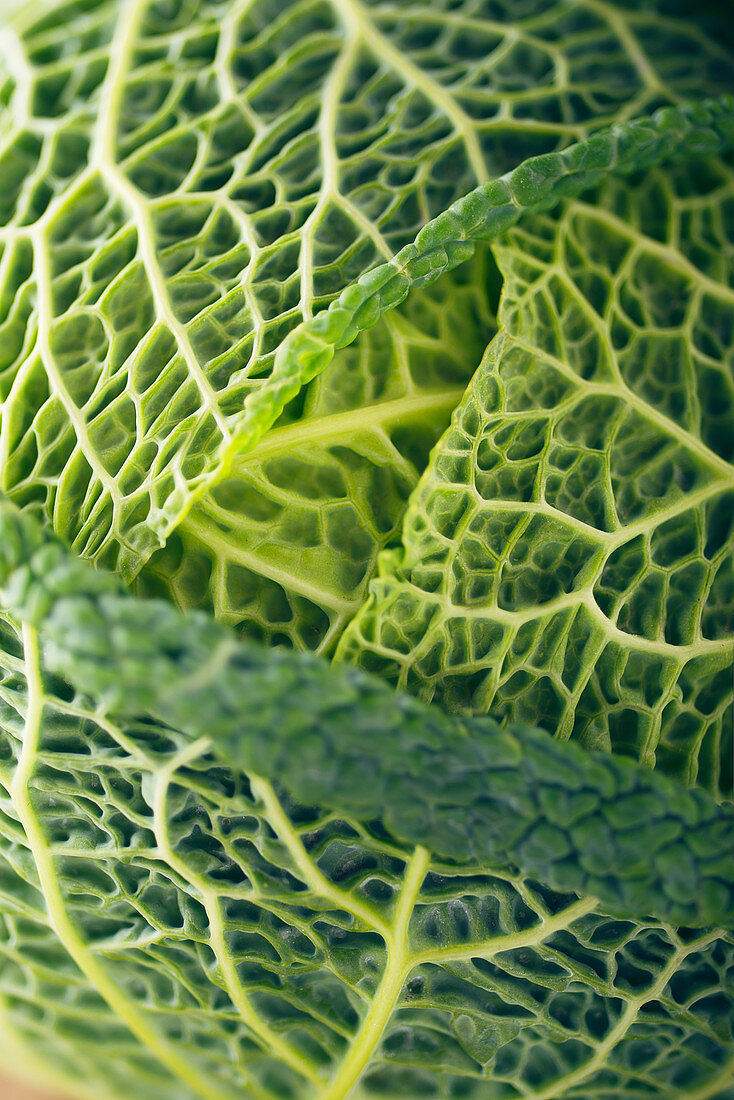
0,2 -> 732,1099
4,499 -> 734,929
339,149 -> 734,799
2,501 -> 734,1099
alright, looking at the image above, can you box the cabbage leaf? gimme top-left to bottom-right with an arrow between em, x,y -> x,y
0,2 -> 733,1099
0,502 -> 733,1100
1,0 -> 731,588
340,151 -> 734,799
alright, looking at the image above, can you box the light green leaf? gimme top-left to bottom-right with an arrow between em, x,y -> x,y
136,253 -> 497,651
339,151 -> 734,798
1,0 -> 732,582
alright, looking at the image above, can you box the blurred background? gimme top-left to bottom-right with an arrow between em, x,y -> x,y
1,1076 -> 69,1099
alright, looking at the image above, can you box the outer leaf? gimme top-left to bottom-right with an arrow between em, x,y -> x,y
1,0 -> 732,580
339,151 -> 734,799
2,500 -> 733,927
0,501 -> 733,1100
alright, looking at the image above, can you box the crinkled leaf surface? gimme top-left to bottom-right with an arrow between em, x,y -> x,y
0,2 -> 733,1099
339,152 -> 734,799
136,254 -> 497,652
0,508 -> 732,1100
1,0 -> 733,583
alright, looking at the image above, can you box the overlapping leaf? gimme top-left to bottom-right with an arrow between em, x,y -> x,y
1,0 -> 733,583
0,3 -> 733,1098
340,152 -> 734,799
0,504 -> 732,1100
136,255 -> 497,651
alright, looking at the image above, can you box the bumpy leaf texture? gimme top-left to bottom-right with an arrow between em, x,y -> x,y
339,153 -> 734,799
0,2 -> 733,1100
0,503 -> 733,1100
0,0 -> 731,593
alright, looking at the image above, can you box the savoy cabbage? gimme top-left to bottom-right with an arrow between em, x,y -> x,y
0,2 -> 732,1099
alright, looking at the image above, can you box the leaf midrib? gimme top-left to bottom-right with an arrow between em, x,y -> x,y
231,386 -> 468,467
